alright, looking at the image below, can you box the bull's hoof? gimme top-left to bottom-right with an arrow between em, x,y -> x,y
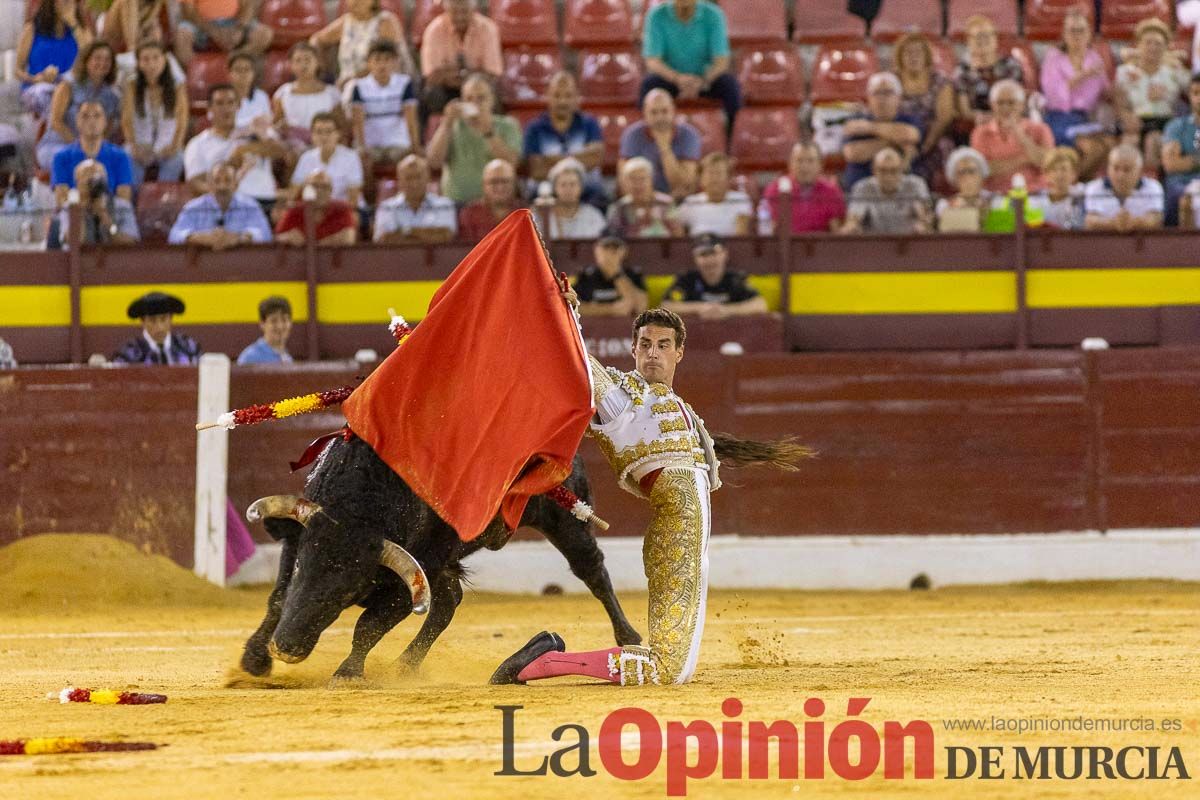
615,626 -> 642,647
327,674 -> 369,689
240,647 -> 274,677
267,639 -> 304,664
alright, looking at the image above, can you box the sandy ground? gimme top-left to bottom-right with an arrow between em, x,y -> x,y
1,564 -> 1197,799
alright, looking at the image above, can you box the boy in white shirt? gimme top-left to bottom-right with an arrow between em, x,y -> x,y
290,112 -> 364,208
344,40 -> 421,171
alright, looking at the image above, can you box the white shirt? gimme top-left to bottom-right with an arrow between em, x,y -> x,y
372,192 -> 457,241
343,72 -> 417,149
184,128 -> 277,200
1083,177 -> 1164,220
291,145 -> 364,204
274,82 -> 342,130
677,190 -> 754,236
236,89 -> 273,130
1115,61 -> 1189,118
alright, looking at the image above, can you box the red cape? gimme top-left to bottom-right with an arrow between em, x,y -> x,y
341,211 -> 593,541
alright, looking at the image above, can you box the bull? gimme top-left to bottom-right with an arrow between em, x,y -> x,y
237,434 -> 641,683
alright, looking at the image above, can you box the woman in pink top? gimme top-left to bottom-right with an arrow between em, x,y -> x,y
761,142 -> 846,234
970,79 -> 1053,193
1039,7 -> 1112,177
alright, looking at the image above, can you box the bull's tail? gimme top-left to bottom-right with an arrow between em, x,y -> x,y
713,433 -> 815,471
444,559 -> 472,588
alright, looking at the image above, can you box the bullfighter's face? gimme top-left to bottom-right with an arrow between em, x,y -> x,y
633,324 -> 683,388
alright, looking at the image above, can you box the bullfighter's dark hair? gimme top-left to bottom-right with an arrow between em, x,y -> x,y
632,308 -> 686,348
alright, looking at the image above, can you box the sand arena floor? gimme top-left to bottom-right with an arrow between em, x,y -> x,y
0,535 -> 1197,799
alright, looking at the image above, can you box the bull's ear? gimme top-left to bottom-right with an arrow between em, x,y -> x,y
379,541 -> 431,615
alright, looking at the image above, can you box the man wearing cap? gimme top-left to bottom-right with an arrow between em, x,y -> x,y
112,292 -> 203,365
661,233 -> 768,320
572,235 -> 649,317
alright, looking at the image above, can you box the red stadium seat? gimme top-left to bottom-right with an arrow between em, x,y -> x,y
261,50 -> 293,95
186,52 -> 230,112
947,0 -> 1019,39
410,0 -> 442,46
735,45 -> 806,105
594,107 -> 637,170
870,0 -> 944,42
500,46 -> 563,108
809,42 -> 880,105
730,107 -> 800,170
563,0 -> 635,47
640,0 -> 785,45
1100,1 -> 1172,41
1024,0 -> 1093,42
1001,36 -> 1040,94
792,6 -> 866,44
492,0 -> 559,46
578,48 -> 643,107
678,107 -> 727,155
259,0 -> 327,49
136,182 -> 190,243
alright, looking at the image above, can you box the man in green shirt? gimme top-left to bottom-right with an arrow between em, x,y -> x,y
640,0 -> 741,130
427,74 -> 522,204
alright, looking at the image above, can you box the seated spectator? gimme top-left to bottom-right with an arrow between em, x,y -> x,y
237,295 -> 294,364
662,233 -> 768,319
101,0 -> 168,55
954,14 -> 1024,124
935,147 -> 993,231
841,148 -> 931,234
50,159 -> 139,247
0,337 -> 15,370
841,72 -> 922,191
606,156 -> 683,239
184,84 -> 284,209
678,152 -> 752,235
1161,75 -> 1200,225
1083,144 -> 1164,231
619,89 -> 701,200
970,80 -> 1053,193
761,142 -> 846,235
275,170 -> 356,246
37,41 -> 121,171
272,42 -> 344,151
538,157 -> 606,240
229,51 -> 273,130
51,101 -> 133,205
573,235 -> 648,317
290,112 -> 363,207
310,0 -> 415,88
419,0 -> 502,113
174,0 -> 273,67
458,159 -> 522,241
16,0 -> 90,119
373,154 -> 457,244
112,291 -> 202,365
1040,6 -> 1111,177
344,40 -> 420,171
169,160 -> 273,247
1030,146 -> 1085,230
895,32 -> 955,186
641,0 -> 740,130
121,40 -> 189,187
1116,18 -> 1189,176
524,72 -> 605,206
428,74 -> 521,205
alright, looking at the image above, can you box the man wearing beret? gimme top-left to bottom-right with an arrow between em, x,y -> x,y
112,291 -> 203,365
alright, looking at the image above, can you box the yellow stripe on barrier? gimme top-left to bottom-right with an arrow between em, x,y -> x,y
644,275 -> 783,311
789,272 -> 1017,314
0,285 -> 71,326
80,283 -> 309,325
1028,268 -> 1200,308
315,281 -> 443,323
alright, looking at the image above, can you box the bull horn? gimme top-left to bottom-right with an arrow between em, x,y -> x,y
379,541 -> 431,615
246,495 -> 323,526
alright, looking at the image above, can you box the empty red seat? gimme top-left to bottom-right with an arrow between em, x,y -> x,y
564,0 -> 634,47
409,0 -> 442,46
136,182 -> 190,243
594,107 -> 637,170
501,46 -> 563,107
730,107 -> 800,170
809,42 -> 880,105
1024,0 -> 1093,42
261,50 -> 292,95
723,0 -> 788,44
736,45 -> 805,105
947,0 -> 1019,39
1000,36 -> 1040,94
678,107 -> 727,155
1100,1 -> 1172,41
259,0 -> 327,49
186,52 -> 230,112
870,0 -> 944,41
793,6 -> 866,44
578,48 -> 642,107
492,0 -> 559,46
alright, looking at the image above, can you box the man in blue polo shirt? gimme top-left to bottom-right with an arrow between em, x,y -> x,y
51,101 -> 133,206
641,0 -> 741,130
523,71 -> 606,207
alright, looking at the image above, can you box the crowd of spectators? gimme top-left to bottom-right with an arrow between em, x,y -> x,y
4,1 -> 1200,256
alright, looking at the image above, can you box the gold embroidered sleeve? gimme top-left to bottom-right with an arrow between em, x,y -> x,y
587,354 -> 616,408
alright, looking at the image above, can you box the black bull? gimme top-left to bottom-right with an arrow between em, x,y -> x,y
238,436 -> 641,681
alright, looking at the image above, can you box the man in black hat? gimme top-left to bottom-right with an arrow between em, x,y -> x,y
112,292 -> 203,365
661,233 -> 768,320
572,235 -> 648,317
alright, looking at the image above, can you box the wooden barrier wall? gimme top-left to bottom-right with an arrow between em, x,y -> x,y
3,349 -> 1198,568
